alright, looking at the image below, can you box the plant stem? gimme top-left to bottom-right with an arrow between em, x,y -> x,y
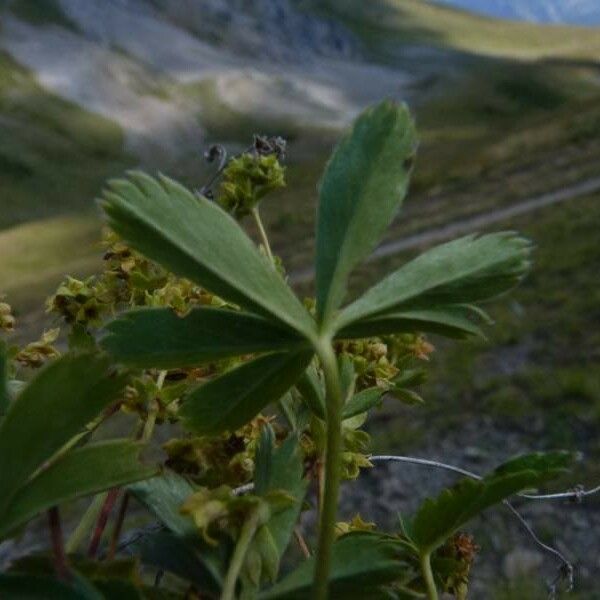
251,207 -> 274,263
221,507 -> 262,600
313,341 -> 343,600
108,492 -> 130,560
66,492 -> 109,554
294,527 -> 311,558
48,507 -> 69,581
88,488 -> 120,558
420,552 -> 438,600
140,370 -> 166,443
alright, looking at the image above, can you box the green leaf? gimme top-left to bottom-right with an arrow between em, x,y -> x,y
295,364 -> 326,420
337,306 -> 485,340
129,471 -> 226,592
102,307 -> 308,368
389,388 -> 424,406
342,387 -> 384,420
315,101 -> 417,324
339,354 -> 356,404
180,351 -> 314,435
0,441 -> 156,539
337,233 -> 532,330
0,574 -> 102,600
7,556 -> 149,600
100,172 -> 315,338
0,353 -> 126,517
129,471 -> 198,541
137,530 -> 223,595
0,339 -> 8,416
255,432 -> 308,564
260,532 -> 412,599
493,451 -> 574,477
411,451 -> 572,554
254,425 -> 276,496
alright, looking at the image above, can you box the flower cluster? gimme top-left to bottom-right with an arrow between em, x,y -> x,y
0,298 -> 15,332
164,417 -> 273,487
218,154 -> 286,219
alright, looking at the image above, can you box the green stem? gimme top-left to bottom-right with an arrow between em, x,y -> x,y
420,552 -> 439,600
66,492 -> 109,554
313,341 -> 343,600
251,207 -> 274,263
221,508 -> 262,600
140,370 -> 166,443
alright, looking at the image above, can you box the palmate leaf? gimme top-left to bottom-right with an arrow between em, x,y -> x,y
180,350 -> 314,435
410,451 -> 573,554
337,233 -> 532,331
337,305 -> 486,340
315,101 -> 417,324
102,307 -> 308,368
0,353 -> 127,517
260,532 -> 413,599
101,172 -> 315,339
0,441 -> 157,539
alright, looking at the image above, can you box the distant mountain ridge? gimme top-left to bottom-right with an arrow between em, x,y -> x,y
432,0 -> 600,25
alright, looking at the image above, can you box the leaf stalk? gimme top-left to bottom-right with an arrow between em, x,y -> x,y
221,506 -> 262,600
420,552 -> 439,600
313,339 -> 343,600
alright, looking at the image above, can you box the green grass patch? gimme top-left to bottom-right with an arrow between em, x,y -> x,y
0,214 -> 102,319
370,192 -> 600,456
0,52 -> 131,229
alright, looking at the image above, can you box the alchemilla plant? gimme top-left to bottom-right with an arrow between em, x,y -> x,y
0,102 -> 579,599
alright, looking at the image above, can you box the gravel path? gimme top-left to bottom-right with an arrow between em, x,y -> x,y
291,175 -> 600,284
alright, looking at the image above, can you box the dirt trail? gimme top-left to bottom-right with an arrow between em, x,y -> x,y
291,175 -> 600,284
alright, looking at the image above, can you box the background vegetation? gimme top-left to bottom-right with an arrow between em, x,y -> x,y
1,1 -> 599,597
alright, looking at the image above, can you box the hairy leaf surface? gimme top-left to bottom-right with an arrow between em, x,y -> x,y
338,233 -> 532,329
101,172 -> 315,338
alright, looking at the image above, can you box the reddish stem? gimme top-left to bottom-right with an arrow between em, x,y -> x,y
48,507 -> 69,581
107,492 -> 130,560
88,488 -> 120,558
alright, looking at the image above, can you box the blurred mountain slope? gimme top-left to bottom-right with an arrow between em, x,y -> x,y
317,0 -> 600,60
431,0 -> 600,26
1,0 -> 599,316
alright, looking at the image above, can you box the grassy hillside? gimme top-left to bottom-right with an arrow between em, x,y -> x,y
0,214 -> 101,317
315,0 -> 600,60
0,52 -> 131,230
